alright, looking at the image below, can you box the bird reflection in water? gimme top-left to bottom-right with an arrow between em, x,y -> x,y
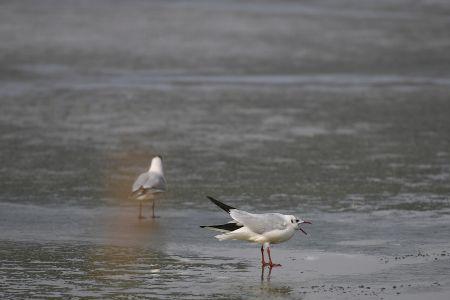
259,266 -> 293,297
261,265 -> 274,282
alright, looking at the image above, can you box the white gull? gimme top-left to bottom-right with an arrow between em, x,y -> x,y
201,196 -> 311,267
131,155 -> 166,219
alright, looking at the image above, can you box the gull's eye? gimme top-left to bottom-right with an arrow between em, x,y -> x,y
291,219 -> 294,223
296,219 -> 299,223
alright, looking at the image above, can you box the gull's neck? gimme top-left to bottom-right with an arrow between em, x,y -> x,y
149,158 -> 164,174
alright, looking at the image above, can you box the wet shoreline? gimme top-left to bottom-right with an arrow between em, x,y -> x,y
1,0 -> 450,298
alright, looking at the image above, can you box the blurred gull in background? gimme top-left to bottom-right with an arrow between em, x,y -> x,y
131,156 -> 166,219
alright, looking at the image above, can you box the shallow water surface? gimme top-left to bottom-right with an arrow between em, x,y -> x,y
1,0 -> 450,299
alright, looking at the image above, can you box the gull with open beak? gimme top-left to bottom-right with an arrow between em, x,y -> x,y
201,196 -> 311,267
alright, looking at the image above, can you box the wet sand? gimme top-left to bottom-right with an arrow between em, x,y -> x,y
1,0 -> 450,299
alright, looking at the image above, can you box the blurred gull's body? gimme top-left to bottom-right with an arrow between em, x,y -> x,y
131,156 -> 166,218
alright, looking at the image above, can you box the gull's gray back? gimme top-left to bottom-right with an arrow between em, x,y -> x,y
230,210 -> 287,234
132,171 -> 166,192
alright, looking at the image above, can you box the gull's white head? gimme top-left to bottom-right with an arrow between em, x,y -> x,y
149,155 -> 164,174
285,215 -> 312,235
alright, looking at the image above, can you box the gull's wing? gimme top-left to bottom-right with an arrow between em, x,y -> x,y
132,172 -> 166,192
207,196 -> 235,213
229,210 -> 287,234
132,173 -> 148,192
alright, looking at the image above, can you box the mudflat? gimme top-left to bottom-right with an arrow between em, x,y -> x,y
1,0 -> 449,299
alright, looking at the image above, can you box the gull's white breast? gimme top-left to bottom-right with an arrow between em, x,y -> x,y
216,226 -> 296,244
262,227 -> 296,244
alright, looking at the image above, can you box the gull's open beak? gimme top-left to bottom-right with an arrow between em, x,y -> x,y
298,220 -> 311,235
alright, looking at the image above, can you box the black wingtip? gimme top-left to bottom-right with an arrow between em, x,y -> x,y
206,196 -> 236,213
200,223 -> 243,231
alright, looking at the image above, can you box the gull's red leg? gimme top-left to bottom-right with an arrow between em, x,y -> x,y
261,245 -> 269,266
138,201 -> 145,219
267,247 -> 281,267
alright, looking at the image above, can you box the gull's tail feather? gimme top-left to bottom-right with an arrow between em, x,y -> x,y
129,186 -> 145,199
200,222 -> 242,233
206,196 -> 235,213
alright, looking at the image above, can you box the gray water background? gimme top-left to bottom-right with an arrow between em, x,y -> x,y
1,0 -> 450,299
